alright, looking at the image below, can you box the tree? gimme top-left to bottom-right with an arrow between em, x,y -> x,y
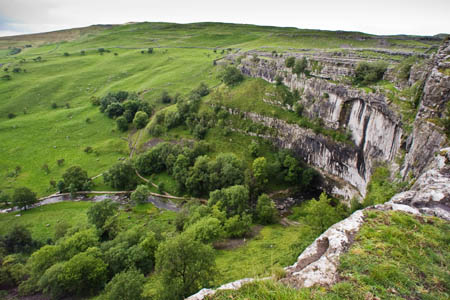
208,153 -> 244,191
252,157 -> 268,187
0,190 -> 9,205
224,213 -> 252,238
130,185 -> 150,204
102,269 -> 145,300
184,217 -> 224,244
282,154 -> 302,183
248,141 -> 260,157
0,225 -> 36,254
116,116 -> 128,131
61,165 -> 90,192
87,199 -> 119,232
285,56 -> 295,68
103,161 -> 137,190
147,48 -> 153,54
133,111 -> 149,129
293,57 -> 308,75
256,194 -> 278,224
208,185 -> 249,217
105,102 -> 124,118
353,61 -> 387,85
160,91 -> 172,104
193,82 -> 210,97
304,193 -> 343,232
220,66 -> 244,86
38,249 -> 107,299
156,233 -> 216,300
12,187 -> 37,210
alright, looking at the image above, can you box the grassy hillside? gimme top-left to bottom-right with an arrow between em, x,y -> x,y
0,22 -> 442,196
210,210 -> 450,300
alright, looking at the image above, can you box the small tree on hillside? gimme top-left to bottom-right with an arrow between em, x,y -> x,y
156,233 -> 216,300
285,56 -> 295,68
103,269 -> 146,300
219,66 -> 244,86
60,165 -> 91,193
116,116 -> 128,132
133,111 -> 149,129
12,187 -> 37,210
130,185 -> 150,204
256,194 -> 278,224
103,161 -> 138,190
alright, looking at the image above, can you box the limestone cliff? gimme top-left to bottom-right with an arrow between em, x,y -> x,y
224,40 -> 449,198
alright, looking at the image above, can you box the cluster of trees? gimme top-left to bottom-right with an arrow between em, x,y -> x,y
353,61 -> 388,85
220,66 -> 244,86
149,83 -> 211,139
92,91 -> 153,132
0,198 -> 219,300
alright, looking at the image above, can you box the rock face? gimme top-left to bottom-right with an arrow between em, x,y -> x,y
225,41 -> 449,199
401,41 -> 450,178
235,58 -> 404,197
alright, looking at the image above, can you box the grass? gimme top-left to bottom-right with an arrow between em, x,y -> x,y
0,202 -> 92,243
209,210 -> 450,300
0,201 -> 177,244
214,224 -> 317,285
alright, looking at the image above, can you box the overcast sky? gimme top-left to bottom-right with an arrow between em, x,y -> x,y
1,0 -> 449,37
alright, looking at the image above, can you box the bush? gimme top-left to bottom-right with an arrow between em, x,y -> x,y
63,52 -> 69,57
102,269 -> 145,300
0,225 -> 37,254
12,187 -> 37,210
208,185 -> 249,218
148,123 -> 164,136
220,66 -> 244,86
274,75 -> 283,85
293,57 -> 308,75
105,102 -> 124,118
285,57 -> 295,68
87,199 -> 119,233
147,48 -> 153,54
133,111 -> 149,129
2,74 -> 11,80
193,82 -> 210,97
131,185 -> 150,204
7,112 -> 16,119
354,61 -> 387,85
60,165 -> 90,193
116,116 -> 128,132
80,50 -> 85,55
184,217 -> 224,244
160,91 -> 172,104
256,194 -> 278,224
103,161 -> 138,190
248,141 -> 260,157
224,213 -> 252,238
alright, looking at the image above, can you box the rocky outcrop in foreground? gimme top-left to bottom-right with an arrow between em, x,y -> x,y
186,148 -> 450,299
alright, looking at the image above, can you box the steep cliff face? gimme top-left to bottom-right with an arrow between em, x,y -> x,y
229,42 -> 449,198
402,40 -> 450,178
234,55 -> 404,197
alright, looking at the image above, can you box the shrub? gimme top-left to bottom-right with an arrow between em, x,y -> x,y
224,213 -> 252,238
102,269 -> 145,300
148,123 -> 164,136
256,194 -> 278,224
353,61 -> 387,85
87,199 -> 119,231
12,67 -> 21,73
293,57 -> 308,75
208,185 -> 249,218
2,74 -> 11,80
285,57 -> 295,68
84,146 -> 93,153
12,187 -> 37,210
116,116 -> 128,132
103,161 -> 138,190
63,52 -> 69,57
60,165 -> 90,192
160,91 -> 172,104
133,111 -> 149,129
220,66 -> 244,86
193,82 -> 210,97
7,112 -> 16,119
147,48 -> 153,54
51,102 -> 57,109
80,50 -> 85,55
105,102 -> 124,118
1,225 -> 37,254
98,48 -> 105,53
274,75 -> 283,85
184,217 -> 224,244
248,141 -> 260,157
130,185 -> 150,204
